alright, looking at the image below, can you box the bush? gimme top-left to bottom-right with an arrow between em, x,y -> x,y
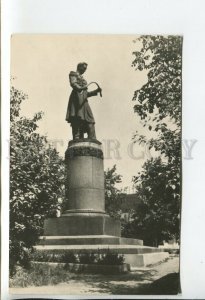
97,250 -> 125,265
30,249 -> 125,266
78,252 -> 97,264
31,250 -> 77,263
9,243 -> 32,276
61,251 -> 78,263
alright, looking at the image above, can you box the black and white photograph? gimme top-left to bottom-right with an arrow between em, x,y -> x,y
2,1 -> 205,299
8,34 -> 181,296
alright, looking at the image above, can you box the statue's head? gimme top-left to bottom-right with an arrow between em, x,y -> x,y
77,62 -> 88,75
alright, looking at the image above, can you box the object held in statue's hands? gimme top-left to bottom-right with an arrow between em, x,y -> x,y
87,82 -> 102,97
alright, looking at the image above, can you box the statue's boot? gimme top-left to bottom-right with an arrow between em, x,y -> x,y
72,123 -> 81,140
79,124 -> 84,139
87,123 -> 96,139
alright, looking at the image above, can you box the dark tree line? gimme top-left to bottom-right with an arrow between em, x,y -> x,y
10,86 -> 65,273
123,35 -> 182,246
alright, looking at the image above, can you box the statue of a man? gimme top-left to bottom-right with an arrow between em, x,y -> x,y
66,62 -> 102,140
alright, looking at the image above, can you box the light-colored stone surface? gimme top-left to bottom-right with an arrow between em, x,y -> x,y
69,141 -> 102,150
124,252 -> 169,267
39,234 -> 115,239
38,235 -> 143,246
34,244 -> 163,254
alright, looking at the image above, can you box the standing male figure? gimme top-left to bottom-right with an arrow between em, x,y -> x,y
66,62 -> 101,140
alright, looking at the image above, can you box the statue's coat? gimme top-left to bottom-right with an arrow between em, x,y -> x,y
66,71 -> 97,124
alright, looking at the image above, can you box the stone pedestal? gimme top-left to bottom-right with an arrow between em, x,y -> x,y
41,139 -> 121,238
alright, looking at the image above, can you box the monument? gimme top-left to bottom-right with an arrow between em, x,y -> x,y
65,62 -> 101,140
36,63 -> 168,267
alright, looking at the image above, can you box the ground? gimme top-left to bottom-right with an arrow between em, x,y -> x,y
10,255 -> 180,296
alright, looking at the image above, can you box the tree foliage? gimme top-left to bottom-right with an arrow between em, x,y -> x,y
132,35 -> 182,126
104,165 -> 123,219
123,157 -> 180,246
132,35 -> 182,164
124,35 -> 182,245
10,86 -> 65,272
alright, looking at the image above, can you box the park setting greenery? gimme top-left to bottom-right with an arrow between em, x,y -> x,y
122,35 -> 181,246
10,35 -> 181,284
30,249 -> 124,265
10,86 -> 65,273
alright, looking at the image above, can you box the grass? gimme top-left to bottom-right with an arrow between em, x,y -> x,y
10,266 -> 180,295
9,263 -> 76,288
10,256 -> 180,295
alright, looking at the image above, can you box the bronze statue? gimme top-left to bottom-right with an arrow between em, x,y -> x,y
66,62 -> 102,140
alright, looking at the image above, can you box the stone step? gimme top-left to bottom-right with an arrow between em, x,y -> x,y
125,252 -> 169,267
34,244 -> 163,254
38,235 -> 143,246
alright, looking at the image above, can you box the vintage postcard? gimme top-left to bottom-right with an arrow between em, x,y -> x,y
9,34 -> 181,297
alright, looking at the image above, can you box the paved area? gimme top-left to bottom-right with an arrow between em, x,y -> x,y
10,255 -> 179,296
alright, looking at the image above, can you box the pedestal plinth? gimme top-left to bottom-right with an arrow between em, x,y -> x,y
42,139 -> 121,237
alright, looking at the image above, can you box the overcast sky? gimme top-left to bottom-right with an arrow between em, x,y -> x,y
11,34 -> 155,190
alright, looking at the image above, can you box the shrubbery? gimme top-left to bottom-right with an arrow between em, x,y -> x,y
30,249 -> 125,266
78,252 -> 97,264
31,250 -> 79,264
97,250 -> 124,265
9,263 -> 74,288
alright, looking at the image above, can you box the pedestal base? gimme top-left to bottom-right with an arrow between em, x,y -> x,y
38,215 -> 168,267
43,214 -> 121,237
34,244 -> 168,267
124,252 -> 169,267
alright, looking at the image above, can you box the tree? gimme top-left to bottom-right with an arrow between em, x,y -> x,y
132,35 -> 181,164
104,165 -> 124,219
124,36 -> 182,245
132,35 -> 181,125
123,157 -> 180,246
10,86 -> 65,272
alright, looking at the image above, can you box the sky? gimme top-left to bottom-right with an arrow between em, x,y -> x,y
11,34 -> 154,190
